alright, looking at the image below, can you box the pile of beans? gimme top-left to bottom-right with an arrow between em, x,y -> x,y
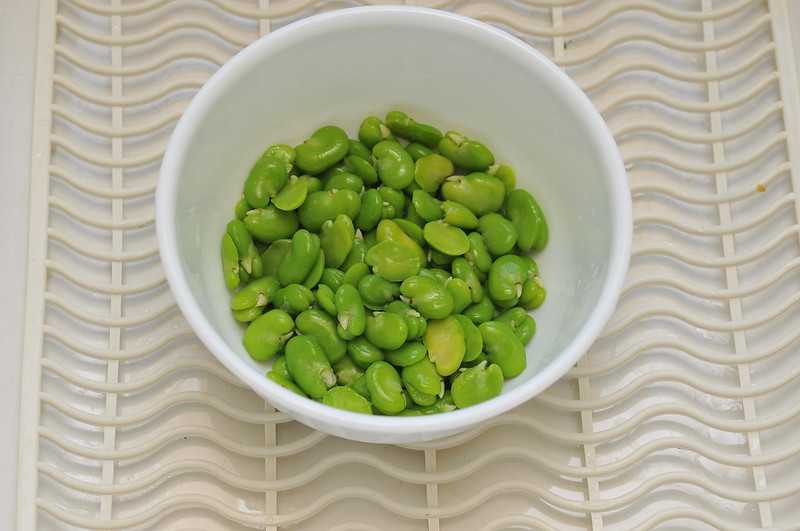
221,111 -> 548,415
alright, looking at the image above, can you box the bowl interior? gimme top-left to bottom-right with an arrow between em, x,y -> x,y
161,8 -> 626,441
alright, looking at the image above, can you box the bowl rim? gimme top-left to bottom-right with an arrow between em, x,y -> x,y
156,5 -> 632,436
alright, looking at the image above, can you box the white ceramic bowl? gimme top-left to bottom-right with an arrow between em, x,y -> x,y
157,6 -> 631,443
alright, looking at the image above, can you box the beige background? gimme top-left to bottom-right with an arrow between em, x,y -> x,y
2,1 -> 800,528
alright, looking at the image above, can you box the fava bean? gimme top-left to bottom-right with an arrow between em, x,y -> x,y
324,172 -> 364,193
373,140 -> 414,189
272,355 -> 291,380
244,149 -> 290,207
366,361 -> 406,414
273,283 -> 315,314
506,188 -> 548,252
221,233 -> 240,291
451,361 -> 504,408
230,276 -> 280,314
424,316 -> 465,376
299,189 -> 361,232
406,142 -> 434,161
345,155 -> 378,186
295,125 -> 349,175
243,309 -> 294,361
438,131 -> 494,171
365,312 -> 408,350
464,232 -> 492,274
315,284 -> 338,316
453,314 -> 483,362
302,249 -> 326,289
296,309 -> 348,363
285,335 -> 336,398
445,277 -> 472,314
333,355 -> 364,386
261,239 -> 292,277
385,110 -> 443,148
278,229 -> 321,286
320,214 -> 355,269
347,336 -> 384,369
343,262 -> 370,287
366,240 -> 422,282
358,116 -> 393,149
400,275 -> 454,319
452,257 -> 483,303
272,174 -> 308,211
441,173 -> 505,216
356,189 -> 383,232
357,274 -> 399,308
341,235 -> 367,271
414,154 -> 453,194
267,371 -> 307,396
411,189 -> 443,222
480,321 -> 526,378
348,139 -> 371,160
376,219 -> 426,265
423,220 -> 469,256
385,341 -> 427,367
487,254 -> 530,305
463,295 -> 495,325
488,163 -> 516,195
478,213 -> 518,256
322,386 -> 372,414
334,284 -> 366,339
519,276 -> 546,310
244,206 -> 299,243
496,307 -> 536,344
401,357 -> 443,397
320,267 -> 345,292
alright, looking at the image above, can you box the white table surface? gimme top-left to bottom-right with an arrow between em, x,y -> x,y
3,2 -> 800,529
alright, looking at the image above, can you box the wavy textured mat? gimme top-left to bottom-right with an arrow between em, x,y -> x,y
17,0 -> 800,529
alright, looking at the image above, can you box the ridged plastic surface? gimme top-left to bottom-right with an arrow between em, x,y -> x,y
17,0 -> 800,529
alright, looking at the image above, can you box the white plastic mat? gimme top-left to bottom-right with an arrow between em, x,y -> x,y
16,0 -> 800,529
